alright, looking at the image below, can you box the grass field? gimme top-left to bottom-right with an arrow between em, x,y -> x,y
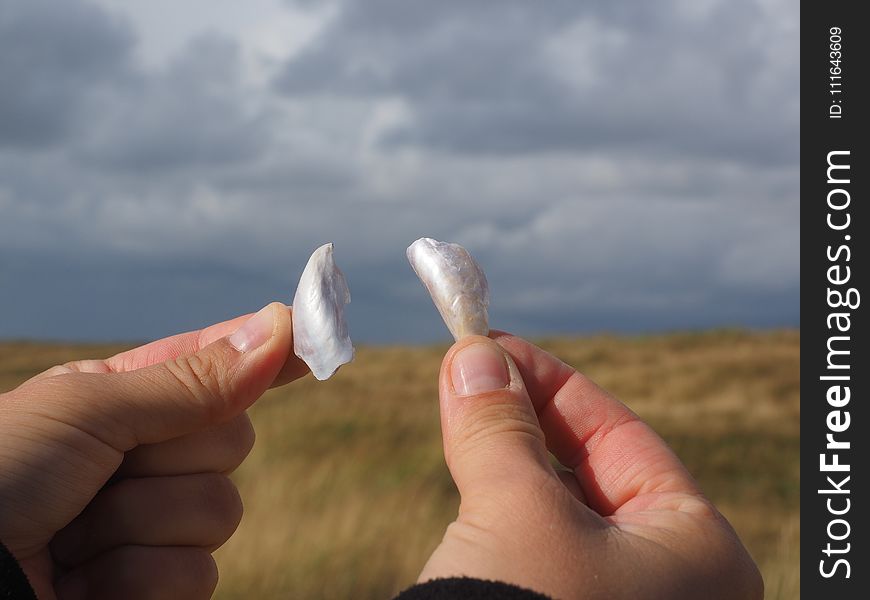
0,329 -> 799,599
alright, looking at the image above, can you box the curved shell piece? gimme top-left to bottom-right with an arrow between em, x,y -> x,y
292,243 -> 354,380
407,237 -> 490,341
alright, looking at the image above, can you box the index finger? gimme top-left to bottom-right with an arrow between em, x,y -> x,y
105,314 -> 250,371
21,307 -> 309,388
490,331 -> 705,517
105,306 -> 309,387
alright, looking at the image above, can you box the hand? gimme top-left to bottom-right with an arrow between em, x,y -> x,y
420,333 -> 763,600
0,303 -> 307,600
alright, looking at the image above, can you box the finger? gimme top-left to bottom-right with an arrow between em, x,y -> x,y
55,545 -> 217,600
107,314 -> 251,371
438,336 -> 556,500
117,413 -> 256,478
104,310 -> 308,388
490,331 -> 704,516
28,302 -> 299,451
23,307 -> 307,389
51,473 -> 242,568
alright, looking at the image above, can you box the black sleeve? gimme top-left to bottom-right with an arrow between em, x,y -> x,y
0,540 -> 37,600
6,540 -> 551,600
394,577 -> 552,600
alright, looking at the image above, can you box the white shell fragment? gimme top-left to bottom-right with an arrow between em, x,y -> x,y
292,243 -> 354,380
407,237 -> 490,341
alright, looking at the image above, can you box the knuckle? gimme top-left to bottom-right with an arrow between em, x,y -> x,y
223,414 -> 256,470
196,473 -> 243,538
454,398 -> 544,453
164,354 -> 227,421
182,549 -> 219,599
45,364 -> 75,378
715,531 -> 765,600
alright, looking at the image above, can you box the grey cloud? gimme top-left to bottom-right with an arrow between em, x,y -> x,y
1,0 -> 798,343
0,0 -> 133,148
275,0 -> 798,164
75,34 -> 268,171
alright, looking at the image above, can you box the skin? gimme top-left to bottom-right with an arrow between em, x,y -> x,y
0,308 -> 763,599
0,303 -> 308,600
419,333 -> 765,599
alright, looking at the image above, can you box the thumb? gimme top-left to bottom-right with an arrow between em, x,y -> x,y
439,336 -> 552,498
40,302 -> 297,450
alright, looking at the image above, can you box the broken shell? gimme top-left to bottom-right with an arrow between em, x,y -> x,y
292,243 -> 354,380
407,237 -> 490,341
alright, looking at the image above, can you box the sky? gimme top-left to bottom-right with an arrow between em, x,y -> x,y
0,0 -> 799,344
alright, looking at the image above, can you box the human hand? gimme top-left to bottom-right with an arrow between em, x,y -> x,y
420,333 -> 763,599
0,303 -> 307,600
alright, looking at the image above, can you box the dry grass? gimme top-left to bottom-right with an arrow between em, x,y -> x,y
0,329 -> 799,599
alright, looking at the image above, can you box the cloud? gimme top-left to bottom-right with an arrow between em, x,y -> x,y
0,0 -> 798,343
0,0 -> 134,148
275,0 -> 799,164
74,33 -> 269,171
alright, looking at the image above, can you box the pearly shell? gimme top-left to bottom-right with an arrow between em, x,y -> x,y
292,243 -> 354,380
407,237 -> 490,341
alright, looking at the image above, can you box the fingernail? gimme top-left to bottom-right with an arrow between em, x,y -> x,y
451,342 -> 510,396
229,305 -> 275,352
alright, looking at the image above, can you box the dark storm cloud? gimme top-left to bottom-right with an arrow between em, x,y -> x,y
0,0 -> 133,147
1,0 -> 798,343
276,0 -> 798,164
75,34 -> 270,171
